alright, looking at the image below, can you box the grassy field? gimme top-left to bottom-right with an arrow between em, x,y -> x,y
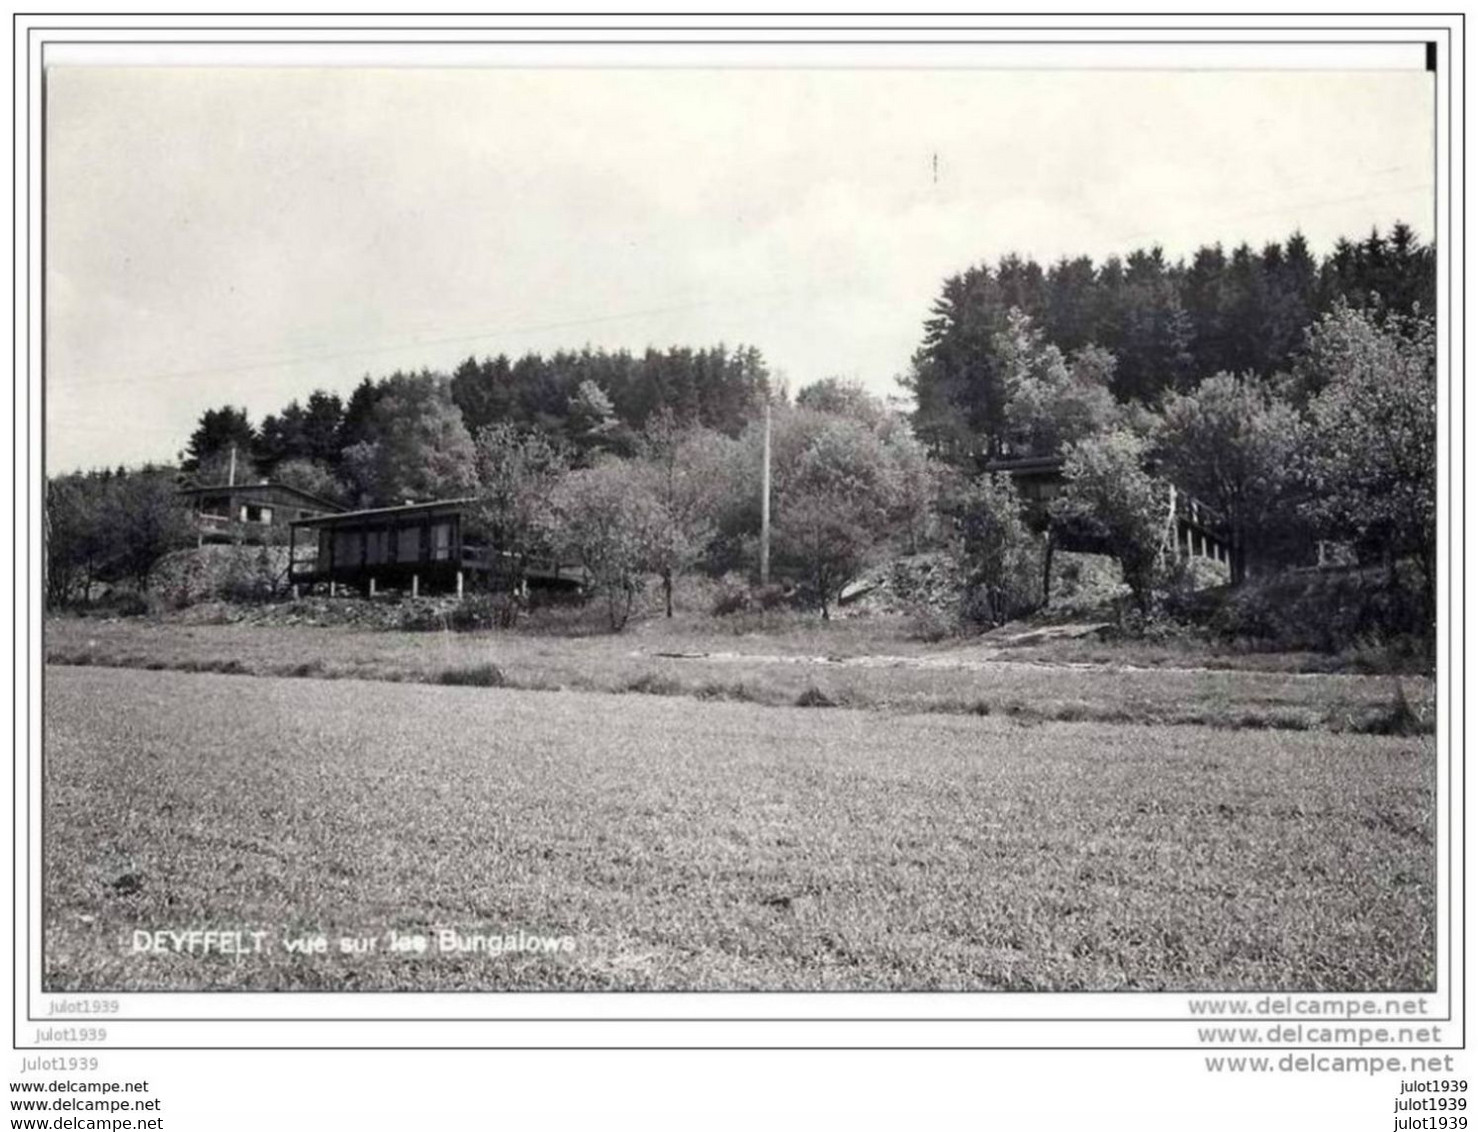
44,616 -> 1434,733
44,665 -> 1435,992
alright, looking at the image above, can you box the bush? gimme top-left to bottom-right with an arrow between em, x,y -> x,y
906,606 -> 956,643
1346,682 -> 1434,736
435,663 -> 507,688
710,573 -> 754,616
754,583 -> 790,611
694,681 -> 758,703
1162,553 -> 1231,598
1046,551 -> 1127,615
395,600 -> 451,632
392,593 -> 522,633
1200,566 -> 1432,655
153,545 -> 290,607
96,590 -> 151,618
624,672 -> 684,696
218,548 -> 285,604
447,592 -> 520,631
795,685 -> 840,708
708,574 -> 791,617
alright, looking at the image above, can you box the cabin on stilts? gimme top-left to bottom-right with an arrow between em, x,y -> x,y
287,497 -> 585,598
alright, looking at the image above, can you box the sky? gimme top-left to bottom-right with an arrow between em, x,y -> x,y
44,65 -> 1434,473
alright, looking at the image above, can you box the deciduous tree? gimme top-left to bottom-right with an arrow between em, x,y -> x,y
944,471 -> 1042,626
1158,372 -> 1305,584
471,422 -> 569,607
345,371 -> 478,506
1299,305 -> 1437,602
44,473 -> 110,606
636,410 -> 732,617
547,457 -> 662,631
271,457 -> 347,506
768,412 -> 904,619
102,470 -> 197,592
1052,429 -> 1168,616
998,311 -> 1119,456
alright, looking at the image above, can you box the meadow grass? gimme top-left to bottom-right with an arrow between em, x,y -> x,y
44,666 -> 1435,992
44,617 -> 1433,733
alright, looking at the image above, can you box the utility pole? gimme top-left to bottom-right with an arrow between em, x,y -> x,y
227,443 -> 237,487
759,397 -> 771,587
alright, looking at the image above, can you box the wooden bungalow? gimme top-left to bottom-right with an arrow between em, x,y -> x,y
287,497 -> 585,597
179,481 -> 344,544
980,454 -> 1232,567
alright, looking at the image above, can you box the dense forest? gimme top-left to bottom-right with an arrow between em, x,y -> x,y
906,224 -> 1434,463
179,343 -> 773,508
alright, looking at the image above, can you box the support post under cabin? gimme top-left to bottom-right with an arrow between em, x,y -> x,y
369,577 -> 377,598
1041,527 -> 1054,606
412,574 -> 419,599
456,570 -> 464,598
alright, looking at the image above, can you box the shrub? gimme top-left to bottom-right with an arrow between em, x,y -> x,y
624,672 -> 684,697
795,686 -> 840,708
694,681 -> 758,703
395,601 -> 448,632
435,663 -> 507,688
1198,566 -> 1432,657
153,545 -> 289,607
446,592 -> 519,631
1348,682 -> 1434,736
906,606 -> 956,643
102,591 -> 151,618
710,573 -> 755,616
1047,551 -> 1128,615
754,583 -> 790,611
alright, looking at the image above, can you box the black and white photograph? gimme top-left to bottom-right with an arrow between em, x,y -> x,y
39,46 -> 1439,999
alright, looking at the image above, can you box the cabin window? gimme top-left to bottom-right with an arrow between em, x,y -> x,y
365,530 -> 385,565
198,496 -> 230,518
431,522 -> 451,561
397,525 -> 422,563
334,530 -> 363,565
241,504 -> 272,524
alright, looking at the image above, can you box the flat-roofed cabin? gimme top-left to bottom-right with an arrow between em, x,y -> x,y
287,498 -> 585,597
180,481 -> 344,544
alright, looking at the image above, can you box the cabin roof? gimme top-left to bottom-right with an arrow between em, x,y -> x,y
978,455 -> 1065,475
179,480 -> 345,512
289,496 -> 478,528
